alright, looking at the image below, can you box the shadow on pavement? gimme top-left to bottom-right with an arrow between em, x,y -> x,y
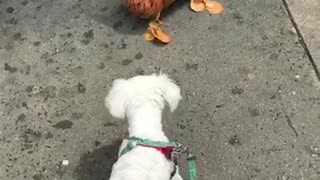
74,139 -> 122,180
88,0 -> 188,35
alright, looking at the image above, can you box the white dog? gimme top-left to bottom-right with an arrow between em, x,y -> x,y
105,74 -> 183,180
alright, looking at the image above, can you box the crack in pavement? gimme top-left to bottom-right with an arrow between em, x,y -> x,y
277,85 -> 299,137
284,114 -> 298,137
282,0 -> 320,81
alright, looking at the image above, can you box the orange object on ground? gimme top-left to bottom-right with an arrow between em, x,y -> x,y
204,0 -> 224,14
144,21 -> 171,44
191,0 -> 224,15
190,0 -> 206,12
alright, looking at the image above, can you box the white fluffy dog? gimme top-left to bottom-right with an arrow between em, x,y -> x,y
105,74 -> 183,180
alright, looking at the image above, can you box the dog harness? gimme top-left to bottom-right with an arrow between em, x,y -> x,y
119,135 -> 197,180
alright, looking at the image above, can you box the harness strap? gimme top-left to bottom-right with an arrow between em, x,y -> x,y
119,136 -> 197,180
120,136 -> 177,156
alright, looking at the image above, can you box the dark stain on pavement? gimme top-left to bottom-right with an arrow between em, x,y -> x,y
134,52 -> 143,60
248,107 -> 260,117
6,7 -> 14,13
81,29 -> 94,44
53,120 -> 74,130
77,83 -> 86,93
16,113 -> 26,124
185,63 -> 198,70
270,53 -> 279,60
229,135 -> 242,146
32,174 -> 44,180
13,32 -> 25,41
4,63 -> 18,73
83,29 -> 94,39
21,0 -> 29,6
121,59 -> 132,66
231,86 -> 244,95
96,62 -> 105,70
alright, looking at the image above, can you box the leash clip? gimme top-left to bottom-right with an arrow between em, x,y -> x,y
172,143 -> 197,160
186,153 -> 196,161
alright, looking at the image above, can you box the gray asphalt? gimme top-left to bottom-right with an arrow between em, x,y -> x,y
1,0 -> 320,179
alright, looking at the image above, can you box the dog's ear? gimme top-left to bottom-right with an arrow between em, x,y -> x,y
105,78 -> 128,119
159,75 -> 182,112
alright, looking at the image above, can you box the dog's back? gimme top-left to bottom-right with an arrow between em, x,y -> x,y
109,147 -> 173,180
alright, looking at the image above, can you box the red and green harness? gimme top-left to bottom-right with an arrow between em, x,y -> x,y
119,136 -> 197,180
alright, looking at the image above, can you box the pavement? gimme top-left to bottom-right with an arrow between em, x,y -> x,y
1,0 -> 320,179
285,0 -> 320,81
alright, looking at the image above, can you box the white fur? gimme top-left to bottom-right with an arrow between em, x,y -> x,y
105,74 -> 183,180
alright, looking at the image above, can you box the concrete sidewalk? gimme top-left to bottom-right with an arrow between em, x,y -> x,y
285,0 -> 320,81
1,0 -> 320,179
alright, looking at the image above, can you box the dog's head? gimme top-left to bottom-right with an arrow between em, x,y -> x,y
105,74 -> 182,119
